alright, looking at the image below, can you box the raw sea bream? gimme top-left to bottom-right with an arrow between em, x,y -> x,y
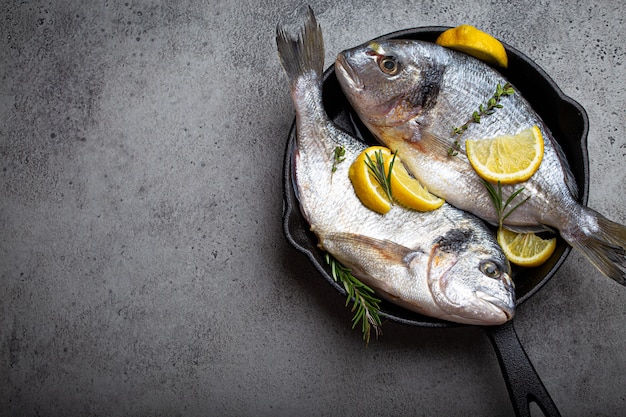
276,7 -> 515,325
335,36 -> 626,284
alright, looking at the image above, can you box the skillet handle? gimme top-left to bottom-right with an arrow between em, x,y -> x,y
485,321 -> 561,417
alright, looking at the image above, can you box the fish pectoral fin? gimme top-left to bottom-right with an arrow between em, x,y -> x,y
420,129 -> 460,156
322,233 -> 427,270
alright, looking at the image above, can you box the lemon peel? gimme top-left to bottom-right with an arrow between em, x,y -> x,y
385,155 -> 444,211
436,24 -> 508,68
349,147 -> 393,214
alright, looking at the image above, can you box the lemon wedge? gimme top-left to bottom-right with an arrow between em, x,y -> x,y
436,24 -> 508,68
497,228 -> 557,267
349,146 -> 393,214
465,125 -> 544,185
385,154 -> 445,211
349,146 -> 444,214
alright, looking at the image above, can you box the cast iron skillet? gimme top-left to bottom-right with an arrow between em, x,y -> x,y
282,27 -> 589,417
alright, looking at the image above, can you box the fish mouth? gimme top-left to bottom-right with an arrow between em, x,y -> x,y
474,290 -> 515,322
473,270 -> 516,323
335,54 -> 363,91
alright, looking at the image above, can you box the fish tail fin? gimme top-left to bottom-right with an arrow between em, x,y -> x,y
276,6 -> 324,84
561,207 -> 626,285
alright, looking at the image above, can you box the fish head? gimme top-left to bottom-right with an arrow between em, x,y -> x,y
426,228 -> 515,325
335,40 -> 444,130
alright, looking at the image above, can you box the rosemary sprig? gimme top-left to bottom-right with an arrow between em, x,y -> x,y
482,179 -> 530,229
331,146 -> 346,173
448,82 -> 515,156
364,149 -> 396,202
325,253 -> 383,345
455,82 -> 515,133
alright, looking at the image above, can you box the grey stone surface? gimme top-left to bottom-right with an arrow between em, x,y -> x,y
1,0 -> 625,416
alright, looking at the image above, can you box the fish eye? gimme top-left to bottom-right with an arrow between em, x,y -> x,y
479,261 -> 501,279
378,56 -> 401,75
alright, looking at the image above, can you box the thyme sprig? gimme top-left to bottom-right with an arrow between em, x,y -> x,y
331,146 -> 346,173
365,149 -> 397,202
325,253 -> 383,345
482,179 -> 530,229
448,82 -> 515,156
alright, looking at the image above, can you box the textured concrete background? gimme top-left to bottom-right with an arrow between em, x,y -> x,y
1,0 -> 625,416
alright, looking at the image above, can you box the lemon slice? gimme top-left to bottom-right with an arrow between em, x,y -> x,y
385,154 -> 445,211
465,125 -> 544,185
349,146 -> 444,214
436,24 -> 508,68
497,228 -> 557,267
349,146 -> 393,214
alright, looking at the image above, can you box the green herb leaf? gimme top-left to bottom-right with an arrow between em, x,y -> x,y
331,146 -> 346,173
364,149 -> 396,203
482,179 -> 530,229
501,188 -> 531,224
325,253 -> 383,345
449,82 -> 515,155
448,139 -> 462,156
